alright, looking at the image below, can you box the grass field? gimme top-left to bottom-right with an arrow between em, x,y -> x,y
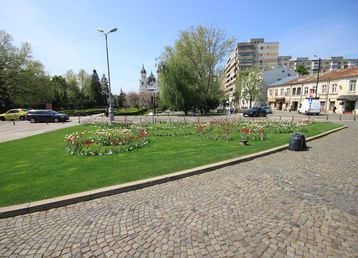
0,121 -> 343,207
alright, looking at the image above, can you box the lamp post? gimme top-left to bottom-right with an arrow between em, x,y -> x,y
314,55 -> 321,98
98,27 -> 117,124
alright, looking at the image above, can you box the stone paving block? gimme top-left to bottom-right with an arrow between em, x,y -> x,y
0,122 -> 357,257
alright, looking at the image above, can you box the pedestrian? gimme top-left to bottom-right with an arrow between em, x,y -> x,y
333,106 -> 337,114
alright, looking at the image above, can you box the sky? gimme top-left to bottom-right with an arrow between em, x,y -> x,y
1,0 -> 358,94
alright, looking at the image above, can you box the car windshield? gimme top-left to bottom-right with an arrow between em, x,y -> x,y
249,108 -> 259,111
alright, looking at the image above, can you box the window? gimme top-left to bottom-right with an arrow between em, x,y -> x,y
292,88 -> 296,95
304,87 -> 309,95
331,84 -> 337,93
349,80 -> 356,92
286,88 -> 290,96
321,85 -> 327,94
269,89 -> 273,96
297,87 -> 301,95
275,89 -> 278,96
313,86 -> 317,94
280,88 -> 285,96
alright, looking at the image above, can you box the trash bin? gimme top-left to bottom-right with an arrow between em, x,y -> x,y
288,133 -> 307,151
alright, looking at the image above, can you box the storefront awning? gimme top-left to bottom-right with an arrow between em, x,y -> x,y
275,97 -> 285,100
337,95 -> 358,101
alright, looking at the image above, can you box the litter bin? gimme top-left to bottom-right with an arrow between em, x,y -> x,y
289,133 -> 307,151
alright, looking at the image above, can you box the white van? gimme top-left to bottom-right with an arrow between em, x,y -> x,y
298,98 -> 320,115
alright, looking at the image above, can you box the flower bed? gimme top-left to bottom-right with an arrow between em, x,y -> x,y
66,120 -> 313,156
196,120 -> 236,141
65,126 -> 149,156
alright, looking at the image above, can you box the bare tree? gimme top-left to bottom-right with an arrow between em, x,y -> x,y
126,91 -> 140,109
139,92 -> 153,109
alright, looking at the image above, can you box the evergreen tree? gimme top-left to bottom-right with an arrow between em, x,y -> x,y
90,69 -> 103,107
100,74 -> 109,106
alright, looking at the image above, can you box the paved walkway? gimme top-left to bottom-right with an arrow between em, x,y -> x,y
0,123 -> 357,257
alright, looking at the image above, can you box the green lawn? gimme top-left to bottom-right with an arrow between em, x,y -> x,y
0,121 -> 343,207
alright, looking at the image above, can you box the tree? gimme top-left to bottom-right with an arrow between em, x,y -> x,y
126,92 -> 140,109
0,30 -> 57,109
236,69 -> 263,108
100,74 -> 109,106
11,61 -> 54,107
52,75 -> 69,108
114,88 -> 126,108
139,92 -> 153,109
90,69 -> 104,107
64,70 -> 81,109
159,54 -> 199,115
296,64 -> 309,75
158,25 -> 235,114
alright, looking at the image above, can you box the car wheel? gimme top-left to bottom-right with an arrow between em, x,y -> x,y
54,118 -> 59,123
0,116 -> 5,121
19,116 -> 25,120
30,118 -> 36,123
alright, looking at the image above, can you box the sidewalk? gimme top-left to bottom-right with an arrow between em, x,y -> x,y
0,122 -> 356,257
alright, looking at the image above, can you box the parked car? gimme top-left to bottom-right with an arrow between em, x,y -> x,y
0,108 -> 29,121
25,110 -> 70,123
243,107 -> 267,117
262,106 -> 273,114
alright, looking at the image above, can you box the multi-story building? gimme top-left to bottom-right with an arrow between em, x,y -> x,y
223,38 -> 279,105
288,56 -> 358,74
267,67 -> 358,113
277,56 -> 292,69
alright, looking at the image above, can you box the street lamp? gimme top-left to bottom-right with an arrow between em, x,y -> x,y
314,55 -> 321,98
97,27 -> 117,124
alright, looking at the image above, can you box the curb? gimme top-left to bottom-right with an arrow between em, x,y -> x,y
0,124 -> 348,219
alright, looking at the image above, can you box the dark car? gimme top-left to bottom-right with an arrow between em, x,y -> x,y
243,107 -> 267,117
262,106 -> 273,114
25,110 -> 69,123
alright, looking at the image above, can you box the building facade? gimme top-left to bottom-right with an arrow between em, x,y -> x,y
223,38 -> 279,105
267,67 -> 358,113
288,56 -> 358,74
139,65 -> 159,94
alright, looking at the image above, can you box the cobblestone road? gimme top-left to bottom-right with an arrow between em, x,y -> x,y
0,122 -> 357,257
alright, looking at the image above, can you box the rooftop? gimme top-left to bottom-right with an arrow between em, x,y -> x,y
267,67 -> 358,87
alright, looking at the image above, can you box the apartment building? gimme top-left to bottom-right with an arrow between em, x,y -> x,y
267,67 -> 358,113
223,38 -> 279,104
288,56 -> 358,74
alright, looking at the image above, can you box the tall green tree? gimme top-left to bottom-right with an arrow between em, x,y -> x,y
0,30 -> 56,109
90,69 -> 104,107
52,75 -> 69,108
295,64 -> 309,75
159,54 -> 199,115
236,69 -> 263,108
100,74 -> 109,106
159,25 -> 235,114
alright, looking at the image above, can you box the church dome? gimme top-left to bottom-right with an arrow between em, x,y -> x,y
147,72 -> 156,84
141,65 -> 146,74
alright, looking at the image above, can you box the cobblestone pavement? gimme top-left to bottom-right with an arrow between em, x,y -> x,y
0,123 -> 357,257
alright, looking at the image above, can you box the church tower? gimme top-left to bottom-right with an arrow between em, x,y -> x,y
139,64 -> 159,93
139,65 -> 147,92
